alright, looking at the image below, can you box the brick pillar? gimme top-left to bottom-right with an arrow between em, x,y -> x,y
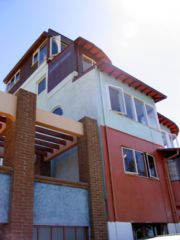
3,89 -> 36,240
77,117 -> 108,240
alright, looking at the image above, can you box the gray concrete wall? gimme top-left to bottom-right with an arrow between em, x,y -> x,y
34,182 -> 89,226
0,173 -> 11,223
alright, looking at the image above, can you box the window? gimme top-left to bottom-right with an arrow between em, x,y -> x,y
122,147 -> 157,178
167,157 -> 180,181
82,55 -> 94,72
108,86 -> 126,114
161,131 -> 179,148
107,85 -> 159,129
145,104 -> 158,129
38,77 -> 46,94
132,223 -> 168,240
124,93 -> 135,120
6,70 -> 20,91
32,42 -> 47,66
33,226 -> 89,240
61,42 -> 68,51
134,98 -> 148,125
146,154 -> 157,178
0,158 -> 3,166
53,107 -> 63,116
50,36 -> 61,57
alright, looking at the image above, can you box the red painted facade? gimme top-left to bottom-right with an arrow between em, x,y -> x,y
101,126 -> 175,223
172,181 -> 180,219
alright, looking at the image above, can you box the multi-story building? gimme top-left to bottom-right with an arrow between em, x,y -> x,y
0,29 -> 180,240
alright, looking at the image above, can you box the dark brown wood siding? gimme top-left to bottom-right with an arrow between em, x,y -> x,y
48,44 -> 77,93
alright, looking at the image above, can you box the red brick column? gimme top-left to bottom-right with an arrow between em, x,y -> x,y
77,117 -> 108,240
3,89 -> 36,240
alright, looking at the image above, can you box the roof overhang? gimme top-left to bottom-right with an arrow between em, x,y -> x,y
75,37 -> 112,65
158,113 -> 179,135
98,62 -> 167,103
157,148 -> 180,159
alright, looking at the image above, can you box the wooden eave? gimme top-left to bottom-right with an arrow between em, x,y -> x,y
158,113 -> 179,135
98,62 -> 167,103
75,37 -> 112,65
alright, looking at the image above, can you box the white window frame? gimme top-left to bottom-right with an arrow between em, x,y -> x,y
32,40 -> 47,66
146,154 -> 158,179
6,70 -> 21,92
145,103 -> 160,130
50,35 -> 61,57
161,130 -> 179,148
107,84 -> 127,115
123,92 -> 136,120
122,147 -> 158,179
37,74 -> 47,95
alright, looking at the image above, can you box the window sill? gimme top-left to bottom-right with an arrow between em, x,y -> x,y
124,172 -> 159,181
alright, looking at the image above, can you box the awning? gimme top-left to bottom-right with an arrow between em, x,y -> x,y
157,148 -> 180,159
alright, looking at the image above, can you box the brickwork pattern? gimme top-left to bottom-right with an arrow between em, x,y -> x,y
3,89 -> 36,240
78,117 -> 108,240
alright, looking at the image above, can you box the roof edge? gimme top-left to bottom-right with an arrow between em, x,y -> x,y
158,112 -> 179,135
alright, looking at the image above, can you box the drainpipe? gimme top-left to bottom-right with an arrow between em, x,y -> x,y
162,150 -> 179,229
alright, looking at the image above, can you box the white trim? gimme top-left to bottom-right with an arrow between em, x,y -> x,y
7,69 -> 21,92
36,74 -> 47,95
50,35 -> 61,58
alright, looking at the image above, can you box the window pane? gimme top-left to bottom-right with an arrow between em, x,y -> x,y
169,134 -> 179,148
15,72 -> 20,82
109,86 -> 125,113
161,132 -> 168,148
77,228 -> 87,240
123,148 -> 136,173
53,107 -> 63,116
146,105 -> 158,128
147,155 -> 157,177
33,52 -> 38,64
61,42 -> 67,51
124,94 -> 135,120
65,227 -> 75,240
52,39 -> 59,55
52,227 -> 63,240
82,56 -> 93,72
39,45 -> 47,65
135,151 -> 147,177
134,99 -> 147,125
38,78 -> 46,94
39,227 -> 51,240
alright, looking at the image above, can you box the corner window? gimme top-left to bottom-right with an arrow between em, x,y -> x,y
161,131 -> 179,148
146,104 -> 158,129
38,77 -> 46,94
32,42 -> 47,66
122,147 -> 157,178
109,86 -> 126,114
6,70 -> 20,92
50,36 -> 61,57
53,107 -> 63,116
82,55 -> 95,72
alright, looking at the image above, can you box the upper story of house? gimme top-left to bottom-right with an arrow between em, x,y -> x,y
2,29 -> 179,148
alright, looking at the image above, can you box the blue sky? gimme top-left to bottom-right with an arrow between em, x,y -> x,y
1,0 -> 180,137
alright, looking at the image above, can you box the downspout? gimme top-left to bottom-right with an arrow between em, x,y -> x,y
98,71 -> 118,238
162,150 -> 179,228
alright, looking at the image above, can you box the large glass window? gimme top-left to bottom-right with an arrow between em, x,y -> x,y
134,98 -> 147,125
146,104 -> 158,129
124,93 -> 135,120
82,55 -> 94,72
109,86 -> 126,114
122,148 -> 157,178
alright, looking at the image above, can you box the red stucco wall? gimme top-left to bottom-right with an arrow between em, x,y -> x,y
101,126 -> 174,223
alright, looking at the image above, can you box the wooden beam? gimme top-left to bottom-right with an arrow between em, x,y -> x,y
0,116 -> 6,123
36,108 -> 83,137
35,150 -> 47,157
35,145 -> 53,153
35,133 -> 66,145
36,126 -> 74,141
35,139 -> 60,150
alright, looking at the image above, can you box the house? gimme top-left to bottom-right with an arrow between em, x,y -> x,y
0,29 -> 179,240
